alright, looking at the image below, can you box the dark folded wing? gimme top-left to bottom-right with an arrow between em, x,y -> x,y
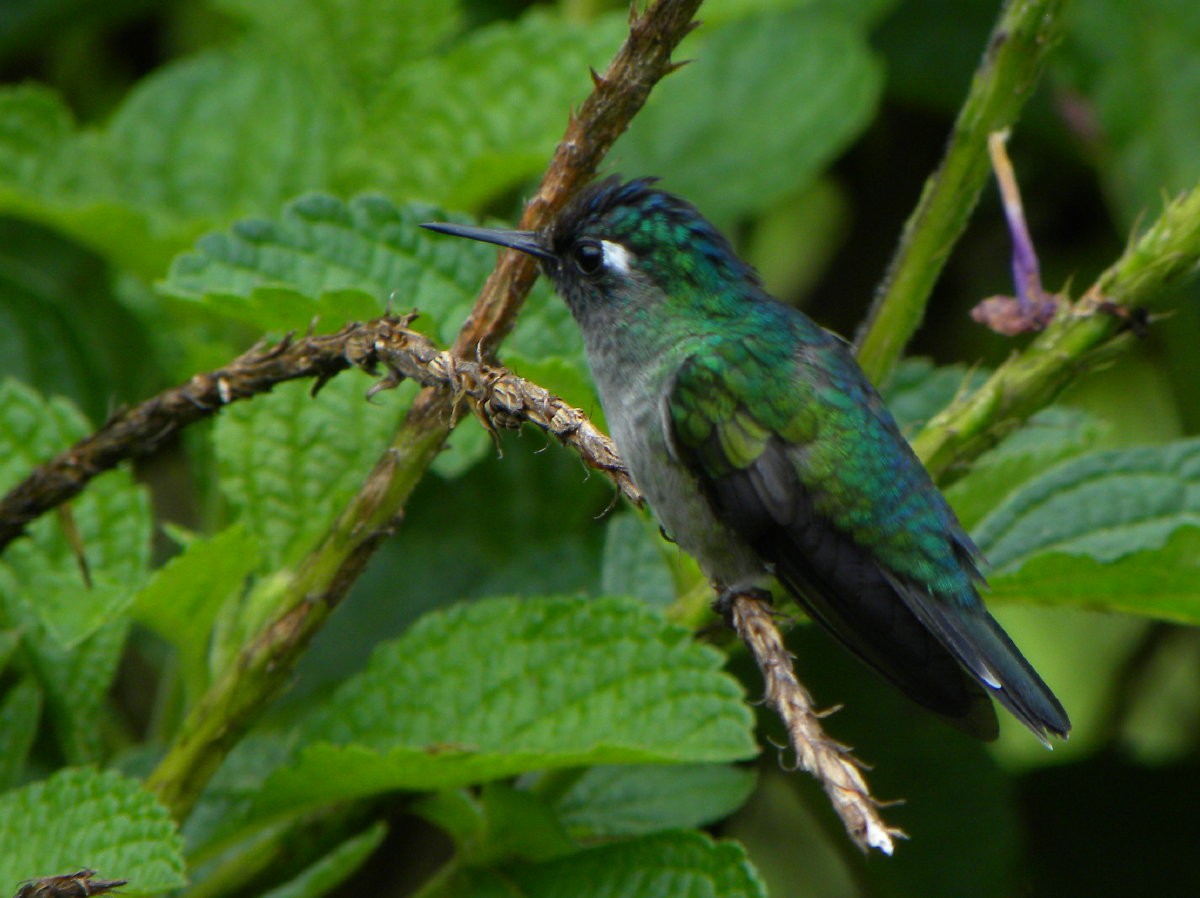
666,333 -> 1068,741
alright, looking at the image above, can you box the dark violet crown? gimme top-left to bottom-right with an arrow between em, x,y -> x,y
550,176 -> 761,289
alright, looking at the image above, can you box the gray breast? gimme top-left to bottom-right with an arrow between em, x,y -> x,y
595,356 -> 766,591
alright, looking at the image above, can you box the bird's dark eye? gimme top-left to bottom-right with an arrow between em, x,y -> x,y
572,240 -> 604,276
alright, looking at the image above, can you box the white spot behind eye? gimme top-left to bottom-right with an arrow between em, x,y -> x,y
601,240 -> 633,274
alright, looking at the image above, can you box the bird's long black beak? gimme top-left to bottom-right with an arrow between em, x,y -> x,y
420,222 -> 555,262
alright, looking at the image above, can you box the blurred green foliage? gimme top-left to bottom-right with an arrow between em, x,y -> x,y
1,1 -> 1199,896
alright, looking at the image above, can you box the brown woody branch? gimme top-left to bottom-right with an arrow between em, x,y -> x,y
0,328 -> 357,552
728,593 -> 903,855
0,316 -> 643,556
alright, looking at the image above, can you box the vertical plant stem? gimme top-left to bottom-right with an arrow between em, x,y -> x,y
854,0 -> 1069,385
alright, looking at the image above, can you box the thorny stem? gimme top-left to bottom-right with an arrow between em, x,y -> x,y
914,185 -> 1200,483
0,330 -> 359,552
855,0 -> 1069,385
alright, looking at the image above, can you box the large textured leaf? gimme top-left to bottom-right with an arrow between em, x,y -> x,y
213,0 -> 460,104
552,764 -> 756,838
161,193 -> 494,340
0,767 -> 186,893
974,439 -> 1200,622
0,45 -> 346,279
612,7 -> 883,223
975,439 -> 1200,568
131,525 -> 261,705
0,219 -> 154,423
350,10 -> 627,208
0,381 -> 152,648
103,47 -> 343,223
987,529 -> 1200,624
250,596 -> 755,818
431,831 -> 766,898
946,405 -> 1107,531
0,613 -> 128,765
0,87 -> 177,277
215,374 -> 402,570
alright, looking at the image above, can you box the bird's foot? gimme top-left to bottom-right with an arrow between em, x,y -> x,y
713,585 -> 773,627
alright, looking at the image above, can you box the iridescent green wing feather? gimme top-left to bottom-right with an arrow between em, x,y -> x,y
666,316 -> 1067,740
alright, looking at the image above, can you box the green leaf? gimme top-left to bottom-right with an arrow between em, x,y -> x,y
973,439 -> 1200,623
0,84 -> 73,197
0,767 -> 186,893
215,375 -> 402,570
612,7 -> 883,223
0,219 -> 156,422
0,380 -> 152,648
350,10 -> 627,208
881,358 -> 987,433
600,513 -> 677,610
0,378 -> 91,494
25,620 -> 129,765
0,383 -> 146,761
103,47 -> 343,224
257,821 -> 388,898
432,831 -> 766,898
161,193 -> 494,341
553,764 -> 756,838
213,0 -> 460,104
0,677 -> 41,789
974,438 -> 1200,569
252,596 -> 755,818
470,782 -> 576,864
1062,0 -> 1200,222
0,628 -> 18,672
0,48 -> 347,280
131,525 -> 261,705
947,405 -> 1108,530
988,528 -> 1200,624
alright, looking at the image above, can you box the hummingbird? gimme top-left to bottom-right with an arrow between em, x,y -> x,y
422,177 -> 1070,743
